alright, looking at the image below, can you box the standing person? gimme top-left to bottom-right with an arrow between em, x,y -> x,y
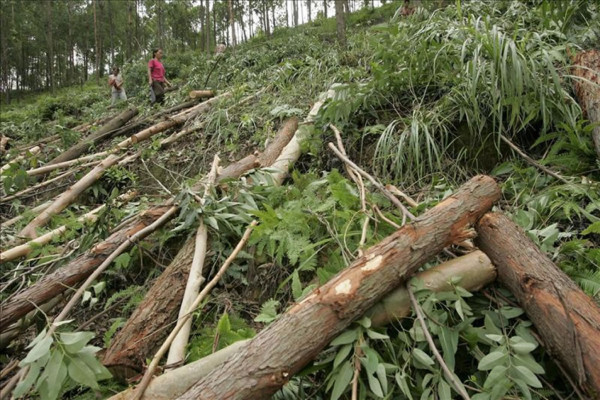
147,48 -> 171,104
108,67 -> 127,105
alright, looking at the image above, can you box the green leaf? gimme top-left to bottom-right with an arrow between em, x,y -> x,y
582,221 -> 600,235
438,380 -> 451,400
376,363 -> 388,394
330,329 -> 358,346
114,253 -> 131,269
366,329 -> 389,340
59,331 -> 94,354
43,350 -> 67,400
92,281 -> 106,296
21,336 -> 53,365
68,357 -> 99,389
483,365 -> 508,389
330,360 -> 353,400
510,341 -> 536,355
439,326 -> 458,370
291,270 -> 302,301
513,353 -> 545,374
361,346 -> 379,375
368,372 -> 384,397
499,306 -> 524,319
478,351 -> 507,371
412,348 -> 435,367
13,362 -> 41,398
513,365 -> 543,388
395,372 -> 414,400
333,344 -> 352,369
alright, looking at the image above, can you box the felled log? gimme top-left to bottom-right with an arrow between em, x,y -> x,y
18,154 -> 124,239
47,107 -> 138,165
572,49 -> 600,158
103,118 -> 299,380
0,145 -> 41,174
110,251 -> 496,400
0,206 -> 172,331
0,191 -> 136,263
115,92 -> 230,149
177,175 -> 499,399
189,90 -> 215,99
476,212 -> 600,397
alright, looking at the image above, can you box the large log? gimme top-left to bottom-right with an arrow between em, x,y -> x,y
476,212 -> 600,397
178,175 -> 500,399
109,251 -> 496,400
572,49 -> 600,158
47,107 -> 138,165
102,118 -> 299,379
0,207 -> 171,331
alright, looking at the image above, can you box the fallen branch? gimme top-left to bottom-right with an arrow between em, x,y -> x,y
47,107 -> 138,165
178,175 -> 499,399
25,151 -> 109,177
166,156 -> 220,366
408,286 -> 471,399
102,117 -> 300,379
18,154 -> 125,239
500,134 -> 570,185
476,212 -> 600,397
109,250 -> 496,399
0,206 -> 172,330
0,191 -> 136,263
132,221 -> 258,400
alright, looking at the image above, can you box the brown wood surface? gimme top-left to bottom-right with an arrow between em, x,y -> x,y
101,118 -> 299,379
102,235 -> 196,379
48,107 -> 138,165
0,207 -> 171,331
178,175 -> 500,399
573,49 -> 600,158
476,212 -> 600,398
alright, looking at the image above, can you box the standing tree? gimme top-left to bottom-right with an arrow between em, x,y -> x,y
335,0 -> 346,48
228,0 -> 236,46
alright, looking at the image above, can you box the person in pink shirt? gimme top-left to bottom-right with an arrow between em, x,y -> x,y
147,48 -> 171,104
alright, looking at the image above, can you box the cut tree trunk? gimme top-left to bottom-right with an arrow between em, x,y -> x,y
18,154 -> 123,239
0,206 -> 171,331
476,212 -> 600,397
109,250 -> 496,400
0,191 -> 136,263
572,49 -> 600,159
102,118 -> 300,380
178,175 -> 500,399
47,107 -> 138,165
189,90 -> 214,99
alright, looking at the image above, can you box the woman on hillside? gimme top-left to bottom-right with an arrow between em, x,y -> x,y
108,66 -> 127,105
147,48 -> 171,104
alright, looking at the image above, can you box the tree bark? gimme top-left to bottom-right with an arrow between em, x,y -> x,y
188,90 -> 214,99
0,207 -> 171,331
178,175 -> 500,399
18,154 -> 123,239
47,107 -> 138,165
102,118 -> 300,379
228,0 -> 236,46
572,49 -> 600,159
476,212 -> 600,398
109,250 -> 495,400
335,0 -> 347,48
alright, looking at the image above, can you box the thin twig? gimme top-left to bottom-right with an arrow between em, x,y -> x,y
500,134 -> 570,185
407,286 -> 471,400
327,143 -> 415,221
132,220 -> 258,400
